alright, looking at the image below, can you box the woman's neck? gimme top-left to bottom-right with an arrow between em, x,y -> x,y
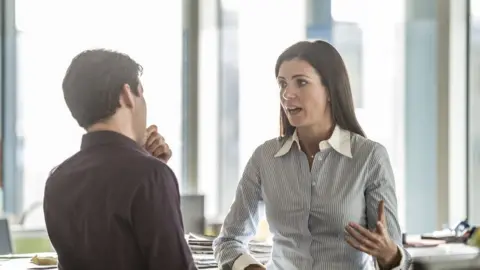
297,123 -> 335,156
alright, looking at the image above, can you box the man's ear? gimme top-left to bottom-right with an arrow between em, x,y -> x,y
119,83 -> 135,108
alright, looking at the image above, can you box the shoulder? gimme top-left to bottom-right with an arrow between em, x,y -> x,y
350,136 -> 395,186
107,154 -> 179,200
132,159 -> 183,217
135,154 -> 173,173
250,137 -> 285,161
350,134 -> 390,162
131,155 -> 177,187
49,149 -> 175,187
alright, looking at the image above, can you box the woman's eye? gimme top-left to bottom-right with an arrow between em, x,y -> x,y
278,81 -> 287,89
297,79 -> 307,87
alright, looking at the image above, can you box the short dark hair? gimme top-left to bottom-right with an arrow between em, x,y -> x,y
62,49 -> 143,129
275,40 -> 366,138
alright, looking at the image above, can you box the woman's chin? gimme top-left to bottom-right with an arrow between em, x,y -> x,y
287,120 -> 305,127
287,114 -> 310,127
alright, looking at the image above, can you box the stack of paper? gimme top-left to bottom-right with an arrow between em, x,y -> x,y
186,233 -> 272,268
186,234 -> 217,269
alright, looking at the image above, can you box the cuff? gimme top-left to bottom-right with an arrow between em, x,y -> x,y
375,245 -> 408,270
232,253 -> 264,270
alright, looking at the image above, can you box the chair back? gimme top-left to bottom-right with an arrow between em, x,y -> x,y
0,217 -> 13,255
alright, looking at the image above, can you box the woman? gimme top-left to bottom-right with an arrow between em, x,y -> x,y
213,40 -> 411,270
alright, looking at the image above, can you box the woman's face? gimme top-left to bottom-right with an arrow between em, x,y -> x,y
277,58 -> 330,128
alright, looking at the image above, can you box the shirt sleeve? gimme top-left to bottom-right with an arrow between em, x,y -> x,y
374,245 -> 411,270
365,144 -> 412,270
131,161 -> 196,270
213,147 -> 264,270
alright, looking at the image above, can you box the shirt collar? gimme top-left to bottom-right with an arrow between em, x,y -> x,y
274,125 -> 353,158
81,130 -> 143,152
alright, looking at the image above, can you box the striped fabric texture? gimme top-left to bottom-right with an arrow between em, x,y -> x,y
213,126 -> 411,270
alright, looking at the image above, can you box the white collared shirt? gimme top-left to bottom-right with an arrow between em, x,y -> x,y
274,125 -> 353,158
213,126 -> 411,270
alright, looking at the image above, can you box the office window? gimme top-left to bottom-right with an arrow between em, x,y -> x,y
331,0 -> 363,24
469,0 -> 480,225
312,0 -> 407,228
198,0 -> 446,234
202,0 -> 408,224
236,0 -> 308,169
15,0 -> 183,227
198,0 -> 308,217
204,0 -> 427,232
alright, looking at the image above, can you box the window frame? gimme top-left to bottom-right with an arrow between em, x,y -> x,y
1,0 -> 21,216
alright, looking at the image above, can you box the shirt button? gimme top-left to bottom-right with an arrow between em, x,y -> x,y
312,182 -> 316,186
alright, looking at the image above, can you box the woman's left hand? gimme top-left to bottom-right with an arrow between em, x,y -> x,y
345,200 -> 400,268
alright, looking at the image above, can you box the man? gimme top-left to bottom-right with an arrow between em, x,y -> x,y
43,49 -> 196,270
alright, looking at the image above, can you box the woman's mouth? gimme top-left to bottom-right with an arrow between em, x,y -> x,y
286,107 -> 303,115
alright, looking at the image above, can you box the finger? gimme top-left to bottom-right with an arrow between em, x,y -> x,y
157,152 -> 172,163
144,125 -> 158,146
148,140 -> 167,154
158,144 -> 172,158
376,221 -> 389,237
345,225 -> 378,250
347,223 -> 380,242
152,144 -> 169,158
147,133 -> 164,148
146,125 -> 158,135
378,200 -> 386,225
345,234 -> 372,255
146,140 -> 161,153
156,147 -> 172,163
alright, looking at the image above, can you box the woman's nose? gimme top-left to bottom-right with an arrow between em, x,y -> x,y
282,88 -> 297,100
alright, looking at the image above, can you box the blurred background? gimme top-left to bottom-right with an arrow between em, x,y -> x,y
0,0 -> 479,254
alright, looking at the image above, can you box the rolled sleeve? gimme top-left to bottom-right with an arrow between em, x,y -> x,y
374,245 -> 412,270
233,254 -> 264,270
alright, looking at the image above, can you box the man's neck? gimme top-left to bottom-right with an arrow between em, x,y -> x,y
87,123 -> 136,142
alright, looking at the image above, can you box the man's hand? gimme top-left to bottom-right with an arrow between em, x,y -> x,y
144,125 -> 172,163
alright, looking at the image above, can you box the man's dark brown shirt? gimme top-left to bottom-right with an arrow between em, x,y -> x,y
44,131 -> 196,270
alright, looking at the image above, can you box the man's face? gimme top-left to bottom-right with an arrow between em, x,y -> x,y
133,83 -> 147,145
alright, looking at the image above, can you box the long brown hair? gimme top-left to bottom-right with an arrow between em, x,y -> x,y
275,40 -> 365,138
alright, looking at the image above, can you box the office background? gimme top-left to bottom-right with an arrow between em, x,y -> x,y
0,0 -> 478,237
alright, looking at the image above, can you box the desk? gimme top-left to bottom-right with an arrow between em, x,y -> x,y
0,256 -> 219,270
0,259 -> 218,270
0,258 -> 56,269
407,243 -> 479,262
0,244 -> 478,269
0,253 -> 57,270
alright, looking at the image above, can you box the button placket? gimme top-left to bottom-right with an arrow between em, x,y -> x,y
312,150 -> 331,187
311,153 -> 321,187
